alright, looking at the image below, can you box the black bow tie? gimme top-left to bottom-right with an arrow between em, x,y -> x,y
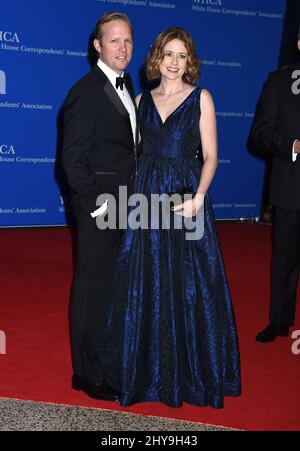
115,76 -> 125,90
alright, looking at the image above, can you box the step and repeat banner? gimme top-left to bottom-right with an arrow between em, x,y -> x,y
0,0 -> 286,226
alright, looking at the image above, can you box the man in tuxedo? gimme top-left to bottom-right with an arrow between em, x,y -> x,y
252,28 -> 300,343
62,12 -> 137,398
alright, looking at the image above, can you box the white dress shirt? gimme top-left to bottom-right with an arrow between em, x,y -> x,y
292,140 -> 298,162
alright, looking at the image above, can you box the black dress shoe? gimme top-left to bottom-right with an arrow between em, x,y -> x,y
256,324 -> 289,343
72,374 -> 120,401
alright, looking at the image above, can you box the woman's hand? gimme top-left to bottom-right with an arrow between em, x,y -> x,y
171,194 -> 204,217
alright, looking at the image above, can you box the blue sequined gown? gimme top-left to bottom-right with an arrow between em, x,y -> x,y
97,87 -> 241,408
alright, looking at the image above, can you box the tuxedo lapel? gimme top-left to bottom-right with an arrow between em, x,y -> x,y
103,79 -> 129,120
92,65 -> 132,134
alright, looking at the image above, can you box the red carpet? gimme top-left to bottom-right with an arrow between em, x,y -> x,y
0,224 -> 299,430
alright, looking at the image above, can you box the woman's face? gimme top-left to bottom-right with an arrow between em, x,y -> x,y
159,39 -> 188,81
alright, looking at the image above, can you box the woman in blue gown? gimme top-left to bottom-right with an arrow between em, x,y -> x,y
97,27 -> 241,408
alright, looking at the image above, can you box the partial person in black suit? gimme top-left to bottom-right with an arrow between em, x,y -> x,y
62,12 -> 137,398
251,27 -> 300,343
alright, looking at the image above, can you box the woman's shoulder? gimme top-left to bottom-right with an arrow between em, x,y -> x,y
135,91 -> 146,107
135,92 -> 143,106
199,87 -> 211,96
135,90 -> 152,109
199,88 -> 216,115
199,88 -> 214,104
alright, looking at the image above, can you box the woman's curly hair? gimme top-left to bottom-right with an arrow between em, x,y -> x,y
146,27 -> 200,84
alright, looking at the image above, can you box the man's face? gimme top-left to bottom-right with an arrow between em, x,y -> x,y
94,20 -> 133,75
298,39 -> 300,51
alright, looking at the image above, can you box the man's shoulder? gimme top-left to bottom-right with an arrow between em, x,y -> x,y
68,67 -> 103,97
268,63 -> 300,83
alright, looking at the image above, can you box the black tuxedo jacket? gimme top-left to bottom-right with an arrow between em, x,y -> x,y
62,65 -> 137,216
251,63 -> 300,210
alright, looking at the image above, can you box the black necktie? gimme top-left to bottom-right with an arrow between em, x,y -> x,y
115,76 -> 125,90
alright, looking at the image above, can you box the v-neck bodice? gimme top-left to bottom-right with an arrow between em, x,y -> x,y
138,87 -> 202,160
149,88 -> 198,125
